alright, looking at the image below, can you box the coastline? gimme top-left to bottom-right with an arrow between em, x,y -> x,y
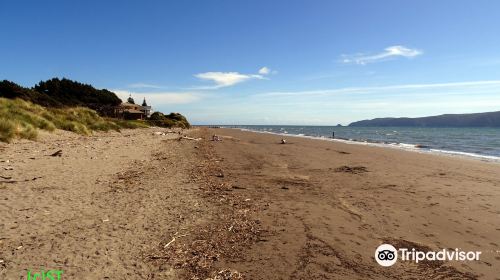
230,127 -> 500,163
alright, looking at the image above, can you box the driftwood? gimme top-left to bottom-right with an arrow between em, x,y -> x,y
49,150 -> 63,157
0,176 -> 42,184
164,233 -> 189,248
180,136 -> 202,141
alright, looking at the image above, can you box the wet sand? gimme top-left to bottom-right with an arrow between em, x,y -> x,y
208,128 -> 500,279
1,127 -> 499,279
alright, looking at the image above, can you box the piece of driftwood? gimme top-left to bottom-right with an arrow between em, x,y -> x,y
0,176 -> 42,184
49,150 -> 63,157
164,233 -> 189,248
180,136 -> 202,141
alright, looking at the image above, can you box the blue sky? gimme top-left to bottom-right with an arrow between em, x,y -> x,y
1,0 -> 500,125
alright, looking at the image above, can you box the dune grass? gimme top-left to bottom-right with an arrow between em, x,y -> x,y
0,98 -> 149,142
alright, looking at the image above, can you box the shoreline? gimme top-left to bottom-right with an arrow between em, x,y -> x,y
228,127 -> 500,163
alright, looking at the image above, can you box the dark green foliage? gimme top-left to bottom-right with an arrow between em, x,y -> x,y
34,78 -> 122,114
0,78 -> 122,115
0,80 -> 63,107
127,95 -> 135,104
148,112 -> 190,128
0,79 -> 191,135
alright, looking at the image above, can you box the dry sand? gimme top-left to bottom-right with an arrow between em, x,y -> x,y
1,127 -> 499,279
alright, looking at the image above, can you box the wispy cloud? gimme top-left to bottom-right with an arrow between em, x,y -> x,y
257,80 -> 500,98
341,45 -> 422,65
193,67 -> 274,89
113,89 -> 202,105
127,83 -> 163,89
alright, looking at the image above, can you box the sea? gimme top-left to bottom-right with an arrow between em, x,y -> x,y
220,125 -> 500,162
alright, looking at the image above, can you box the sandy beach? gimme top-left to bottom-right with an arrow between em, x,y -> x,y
1,127 -> 499,279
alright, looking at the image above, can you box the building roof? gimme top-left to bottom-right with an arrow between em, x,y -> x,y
125,109 -> 144,114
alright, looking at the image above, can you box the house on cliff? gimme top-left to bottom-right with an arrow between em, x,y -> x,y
114,95 -> 152,120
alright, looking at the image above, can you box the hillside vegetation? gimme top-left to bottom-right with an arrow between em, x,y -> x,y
149,112 -> 191,129
0,78 -> 191,142
0,78 -> 122,115
0,98 -> 148,142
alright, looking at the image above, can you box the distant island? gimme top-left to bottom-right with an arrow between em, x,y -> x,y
349,111 -> 500,127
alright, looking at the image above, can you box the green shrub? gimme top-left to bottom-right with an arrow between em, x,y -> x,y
0,118 -> 15,142
147,112 -> 190,128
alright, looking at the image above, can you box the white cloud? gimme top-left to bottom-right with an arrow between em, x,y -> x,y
194,72 -> 263,89
113,90 -> 201,105
258,66 -> 270,75
127,83 -> 162,89
342,45 -> 422,65
256,80 -> 500,98
194,67 -> 274,89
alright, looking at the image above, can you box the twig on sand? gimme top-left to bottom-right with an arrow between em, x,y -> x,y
180,136 -> 202,141
164,233 -> 189,248
49,150 -> 63,157
0,176 -> 42,184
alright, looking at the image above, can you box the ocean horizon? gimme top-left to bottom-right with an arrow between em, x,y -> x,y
215,125 -> 500,161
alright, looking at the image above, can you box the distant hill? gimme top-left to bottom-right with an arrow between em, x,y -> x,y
349,111 -> 500,127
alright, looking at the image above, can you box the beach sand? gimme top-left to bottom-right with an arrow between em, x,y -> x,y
1,127 -> 499,279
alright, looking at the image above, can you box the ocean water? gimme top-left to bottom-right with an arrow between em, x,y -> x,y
222,125 -> 500,161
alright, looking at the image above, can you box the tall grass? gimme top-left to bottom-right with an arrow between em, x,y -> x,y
0,98 -> 149,142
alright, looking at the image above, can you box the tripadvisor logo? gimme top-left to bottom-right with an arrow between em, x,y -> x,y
375,244 -> 481,267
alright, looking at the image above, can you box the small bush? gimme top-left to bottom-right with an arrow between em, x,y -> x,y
111,119 -> 150,129
148,112 -> 190,128
0,118 -> 15,142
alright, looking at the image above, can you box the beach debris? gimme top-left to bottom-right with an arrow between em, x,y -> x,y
16,245 -> 23,250
207,269 -> 243,280
0,176 -> 42,184
180,136 -> 202,141
334,165 -> 368,174
49,150 -> 63,157
212,134 -> 222,141
102,218 -> 110,222
280,139 -> 287,144
414,144 -> 429,148
164,232 -> 189,248
4,167 -> 13,170
216,172 -> 224,178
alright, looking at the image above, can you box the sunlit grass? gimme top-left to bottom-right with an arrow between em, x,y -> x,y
0,98 -> 150,142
